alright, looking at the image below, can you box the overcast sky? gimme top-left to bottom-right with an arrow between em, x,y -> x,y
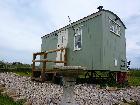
0,0 -> 140,68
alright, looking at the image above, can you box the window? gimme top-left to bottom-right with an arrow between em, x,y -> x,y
62,36 -> 64,43
109,18 -> 121,36
74,27 -> 82,50
114,59 -> 118,66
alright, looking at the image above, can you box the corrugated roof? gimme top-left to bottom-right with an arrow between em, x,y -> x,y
103,9 -> 126,29
41,9 -> 126,38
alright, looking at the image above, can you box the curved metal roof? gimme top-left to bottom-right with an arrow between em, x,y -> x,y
42,9 -> 126,38
103,9 -> 126,29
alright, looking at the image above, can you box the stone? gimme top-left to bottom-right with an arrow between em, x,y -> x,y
0,72 -> 140,105
119,102 -> 130,105
23,101 -> 32,105
1,91 -> 7,96
0,86 -> 6,92
106,87 -> 117,91
6,89 -> 17,98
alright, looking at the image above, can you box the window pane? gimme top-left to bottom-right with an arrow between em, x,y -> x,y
62,36 -> 64,43
75,35 -> 81,48
77,35 -> 81,42
109,18 -> 121,35
116,25 -> 120,35
77,42 -> 81,48
74,27 -> 82,50
110,26 -> 114,32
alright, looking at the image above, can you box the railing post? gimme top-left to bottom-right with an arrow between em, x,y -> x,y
60,49 -> 63,61
41,53 -> 47,81
64,48 -> 67,66
32,54 -> 36,78
32,48 -> 67,81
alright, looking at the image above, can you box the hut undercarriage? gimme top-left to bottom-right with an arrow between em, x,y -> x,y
31,48 -> 127,85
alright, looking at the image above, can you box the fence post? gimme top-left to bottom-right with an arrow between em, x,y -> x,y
32,54 -> 36,78
41,53 -> 47,81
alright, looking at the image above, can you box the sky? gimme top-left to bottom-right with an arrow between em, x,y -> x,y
0,0 -> 140,68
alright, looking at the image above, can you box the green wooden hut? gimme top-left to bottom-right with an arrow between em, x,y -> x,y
41,6 -> 126,71
32,6 -> 127,83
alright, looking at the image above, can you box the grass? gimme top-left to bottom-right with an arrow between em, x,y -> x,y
128,70 -> 140,86
78,70 -> 140,86
0,94 -> 23,105
0,69 -> 139,105
11,70 -> 140,86
14,71 -> 31,76
1,67 -> 140,86
128,77 -> 140,86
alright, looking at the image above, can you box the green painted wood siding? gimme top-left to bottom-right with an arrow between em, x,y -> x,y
102,11 -> 126,71
41,10 -> 126,71
67,15 -> 103,70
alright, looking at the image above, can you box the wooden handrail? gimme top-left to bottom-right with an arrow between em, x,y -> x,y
46,48 -> 65,53
32,47 -> 67,81
32,60 -> 66,63
34,48 -> 66,55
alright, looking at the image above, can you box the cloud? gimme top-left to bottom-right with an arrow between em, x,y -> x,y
0,0 -> 48,63
40,0 -> 140,29
39,0 -> 103,29
136,42 -> 140,46
127,50 -> 140,68
0,0 -> 140,67
40,0 -> 140,68
125,13 -> 140,68
0,46 -> 32,64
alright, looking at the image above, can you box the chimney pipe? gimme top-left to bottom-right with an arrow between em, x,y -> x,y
97,6 -> 103,11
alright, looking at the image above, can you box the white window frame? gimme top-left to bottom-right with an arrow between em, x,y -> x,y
74,26 -> 82,51
114,59 -> 118,66
109,17 -> 121,36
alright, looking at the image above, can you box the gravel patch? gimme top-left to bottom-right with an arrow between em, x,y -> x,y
0,72 -> 140,105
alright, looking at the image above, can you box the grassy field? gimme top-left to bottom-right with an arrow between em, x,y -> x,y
128,70 -> 140,86
14,71 -> 31,76
0,94 -> 23,105
1,68 -> 140,86
78,70 -> 140,86
0,69 -> 140,104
